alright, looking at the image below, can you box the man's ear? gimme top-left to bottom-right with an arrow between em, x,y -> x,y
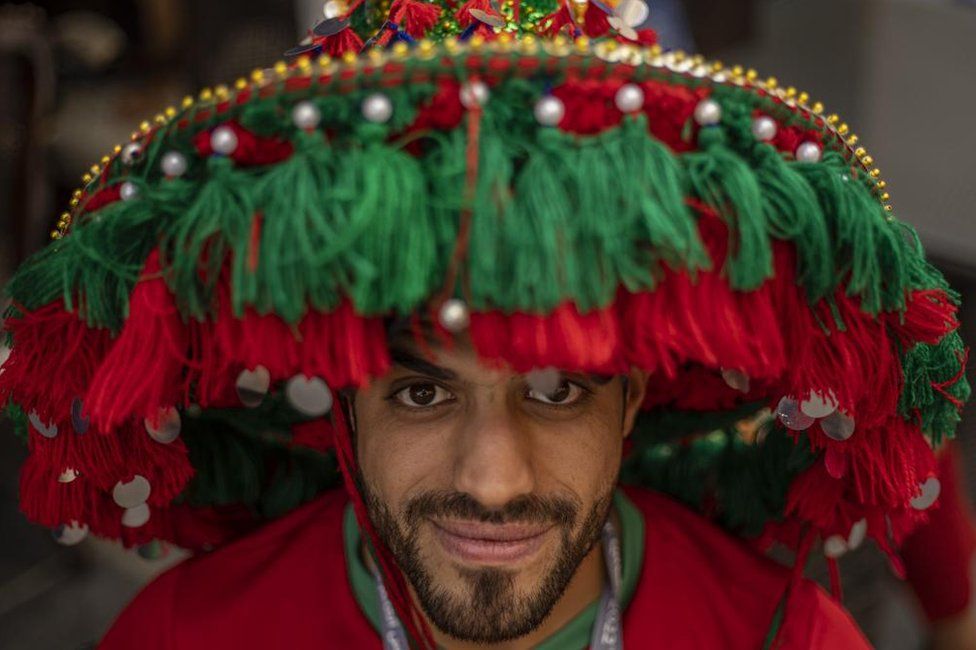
621,368 -> 649,439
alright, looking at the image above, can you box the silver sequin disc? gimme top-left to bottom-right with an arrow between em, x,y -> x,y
823,534 -> 848,559
526,367 -> 562,396
145,407 -> 181,444
58,468 -> 79,483
910,477 -> 941,510
286,376 -> 334,417
122,503 -> 151,528
721,368 -> 750,393
28,411 -> 58,439
820,409 -> 855,441
113,474 -> 151,509
775,397 -> 814,431
800,389 -> 837,418
847,518 -> 868,550
236,366 -> 271,408
54,521 -> 89,546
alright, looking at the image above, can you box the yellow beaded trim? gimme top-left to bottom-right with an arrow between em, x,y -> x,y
52,38 -> 890,240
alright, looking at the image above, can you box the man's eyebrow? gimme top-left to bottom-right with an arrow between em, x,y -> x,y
389,348 -> 458,382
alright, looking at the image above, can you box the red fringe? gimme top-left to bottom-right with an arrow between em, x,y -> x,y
86,250 -> 190,429
313,27 -> 364,57
882,289 -> 959,347
193,120 -> 294,167
82,184 -> 122,213
0,300 -> 113,422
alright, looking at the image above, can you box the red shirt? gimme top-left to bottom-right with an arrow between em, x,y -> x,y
101,487 -> 870,649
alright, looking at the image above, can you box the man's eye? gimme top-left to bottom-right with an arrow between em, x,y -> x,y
526,381 -> 584,405
393,383 -> 453,408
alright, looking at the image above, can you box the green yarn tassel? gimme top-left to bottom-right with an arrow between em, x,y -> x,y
899,330 -> 971,444
684,126 -> 773,290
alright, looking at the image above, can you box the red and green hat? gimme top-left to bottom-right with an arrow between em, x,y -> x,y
1,0 -> 969,617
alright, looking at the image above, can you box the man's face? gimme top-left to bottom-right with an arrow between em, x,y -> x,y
352,334 -> 647,643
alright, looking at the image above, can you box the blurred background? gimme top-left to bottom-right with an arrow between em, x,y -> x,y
0,0 -> 974,648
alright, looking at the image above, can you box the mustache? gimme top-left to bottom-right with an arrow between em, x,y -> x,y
405,491 -> 579,527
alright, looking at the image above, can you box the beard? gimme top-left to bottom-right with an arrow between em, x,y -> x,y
361,483 -> 615,644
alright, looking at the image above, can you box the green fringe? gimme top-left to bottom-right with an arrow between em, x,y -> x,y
4,402 -> 28,445
898,330 -> 972,444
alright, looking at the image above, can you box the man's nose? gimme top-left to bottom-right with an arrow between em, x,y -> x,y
451,403 -> 535,510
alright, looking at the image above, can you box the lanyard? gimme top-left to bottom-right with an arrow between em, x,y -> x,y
373,519 -> 624,650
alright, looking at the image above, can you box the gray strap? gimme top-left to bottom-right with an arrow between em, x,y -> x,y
374,519 -> 624,650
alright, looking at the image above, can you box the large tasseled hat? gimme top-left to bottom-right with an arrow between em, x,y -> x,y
0,0 -> 969,614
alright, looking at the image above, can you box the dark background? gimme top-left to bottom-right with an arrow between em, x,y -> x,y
0,1 -> 974,648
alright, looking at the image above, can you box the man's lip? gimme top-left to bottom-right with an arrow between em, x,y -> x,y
430,519 -> 552,564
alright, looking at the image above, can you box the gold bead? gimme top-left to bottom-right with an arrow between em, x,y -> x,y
745,68 -> 758,82
342,50 -> 358,64
765,76 -> 778,89
847,134 -> 859,146
317,54 -> 333,67
711,60 -> 724,72
90,164 -> 101,175
274,60 -> 289,76
880,192 -> 890,201
870,168 -> 881,178
113,144 -> 122,154
129,131 -> 141,142
251,68 -> 266,83
797,91 -> 810,104
885,204 -> 893,212
235,78 -> 248,91
214,85 -> 229,101
575,35 -> 590,51
50,230 -> 60,239
731,65 -> 744,76
81,173 -> 92,184
649,44 -> 663,57
154,113 -> 166,125
165,106 -> 177,119
60,211 -> 71,221
296,55 -> 312,70
827,114 -> 840,125
837,123 -> 849,135
877,180 -> 887,189
392,41 -> 409,57
139,120 -> 151,132
72,189 -> 83,198
100,155 -> 110,165
784,86 -> 797,99
182,95 -> 194,109
854,146 -> 866,158
418,38 -> 435,55
811,101 -> 824,114
553,34 -> 569,49
861,155 -> 874,166
69,197 -> 80,207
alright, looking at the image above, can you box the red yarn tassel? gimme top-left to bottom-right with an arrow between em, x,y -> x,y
87,250 -> 190,429
332,398 -> 437,649
390,0 -> 442,38
313,27 -> 364,57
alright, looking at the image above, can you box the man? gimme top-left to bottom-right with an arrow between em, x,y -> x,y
0,0 -> 969,648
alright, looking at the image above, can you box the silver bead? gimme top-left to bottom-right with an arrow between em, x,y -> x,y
28,411 -> 58,439
210,125 -> 239,155
112,474 -> 151,509
121,142 -> 143,166
323,0 -> 344,19
800,389 -> 837,418
534,95 -> 565,127
145,407 -> 181,444
362,93 -> 393,123
720,368 -> 750,393
820,409 -> 855,441
527,367 -> 562,396
122,503 -> 151,528
693,99 -> 722,126
54,521 -> 89,546
614,83 -> 645,113
910,477 -> 941,510
847,518 -> 867,550
775,396 -> 814,431
161,151 -> 188,178
236,366 -> 271,408
119,181 -> 139,201
292,100 -> 322,130
796,141 -> 823,163
823,534 -> 848,559
752,116 -> 778,142
460,81 -> 490,109
58,468 -> 79,483
438,298 -> 470,333
285,375 -> 334,417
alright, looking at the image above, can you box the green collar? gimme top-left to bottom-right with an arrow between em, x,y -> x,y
343,490 -> 645,649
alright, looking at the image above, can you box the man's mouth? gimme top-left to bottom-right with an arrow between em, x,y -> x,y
430,519 -> 553,565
